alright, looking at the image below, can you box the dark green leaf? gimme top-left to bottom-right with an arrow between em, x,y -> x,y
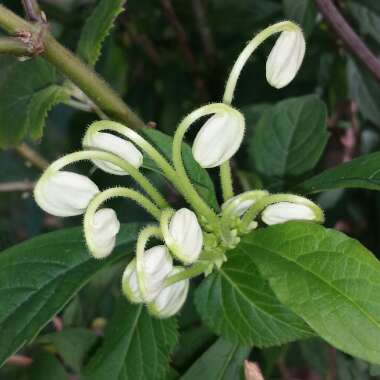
351,0 -> 380,15
38,328 -> 97,372
195,243 -> 314,347
349,3 -> 380,45
29,351 -> 68,380
243,222 -> 380,364
0,223 -> 140,367
283,0 -> 317,36
26,85 -> 70,140
347,59 -> 380,127
83,299 -> 178,380
0,57 -> 57,148
140,128 -> 219,211
77,0 -> 126,66
180,338 -> 249,380
296,152 -> 380,193
249,95 -> 328,190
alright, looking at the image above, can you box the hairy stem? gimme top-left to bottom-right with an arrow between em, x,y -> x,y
0,4 -> 145,129
0,37 -> 29,55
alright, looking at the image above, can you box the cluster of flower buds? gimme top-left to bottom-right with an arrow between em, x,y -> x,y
33,21 -> 321,319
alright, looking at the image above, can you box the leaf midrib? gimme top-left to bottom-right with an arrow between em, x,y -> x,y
246,240 -> 380,333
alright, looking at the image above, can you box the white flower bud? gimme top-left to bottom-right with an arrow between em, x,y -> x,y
166,208 -> 203,264
83,131 -> 143,175
138,245 -> 173,303
222,196 -> 255,217
261,202 -> 316,225
192,113 -> 245,168
266,29 -> 306,89
122,259 -> 143,303
34,171 -> 99,217
148,267 -> 189,318
87,208 -> 120,259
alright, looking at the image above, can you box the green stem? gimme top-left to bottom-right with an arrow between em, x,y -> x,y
164,261 -> 208,287
223,21 -> 299,104
84,188 -> 161,256
220,161 -> 234,202
172,103 -> 242,228
44,150 -> 168,208
0,4 -> 145,129
135,225 -> 163,301
0,37 -> 29,56
241,193 -> 325,231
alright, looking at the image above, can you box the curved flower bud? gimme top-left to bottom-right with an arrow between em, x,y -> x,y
83,131 -> 143,175
192,112 -> 245,168
87,208 -> 120,259
34,171 -> 99,217
148,267 -> 189,318
261,202 -> 317,225
266,28 -> 306,89
138,245 -> 173,303
122,259 -> 143,303
164,208 -> 203,264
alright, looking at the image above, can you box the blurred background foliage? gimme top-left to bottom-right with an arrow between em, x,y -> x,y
1,0 -> 380,379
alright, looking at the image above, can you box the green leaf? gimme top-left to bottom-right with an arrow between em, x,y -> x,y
26,85 -> 70,140
243,222 -> 380,364
351,0 -> 380,15
83,299 -> 178,380
29,351 -> 68,380
77,0 -> 126,66
140,128 -> 219,211
248,95 -> 329,190
195,244 -> 314,347
0,57 -> 58,148
295,152 -> 380,193
38,328 -> 97,372
180,338 -> 250,380
282,0 -> 317,36
347,58 -> 380,127
0,223 -> 141,367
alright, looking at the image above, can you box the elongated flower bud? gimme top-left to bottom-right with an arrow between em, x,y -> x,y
138,245 -> 173,303
83,131 -> 143,175
222,195 -> 256,217
148,267 -> 189,318
34,171 -> 99,217
87,208 -> 120,259
266,29 -> 306,89
261,202 -> 317,225
192,113 -> 245,168
122,259 -> 143,303
165,208 -> 203,264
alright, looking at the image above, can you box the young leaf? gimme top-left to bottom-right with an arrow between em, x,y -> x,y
296,151 -> 380,193
243,222 -> 380,365
195,245 -> 314,347
181,338 -> 250,380
38,328 -> 97,372
140,128 -> 219,211
0,57 -> 58,148
77,0 -> 126,66
248,95 -> 329,190
0,223 -> 141,367
29,351 -> 68,380
83,299 -> 178,380
26,85 -> 70,140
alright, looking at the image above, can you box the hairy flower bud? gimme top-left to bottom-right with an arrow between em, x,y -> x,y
34,171 -> 99,217
83,131 -> 143,175
138,245 -> 173,303
87,208 -> 120,259
166,208 -> 203,264
148,267 -> 189,318
266,29 -> 306,89
261,202 -> 316,225
122,259 -> 143,303
192,113 -> 245,168
222,195 -> 256,217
